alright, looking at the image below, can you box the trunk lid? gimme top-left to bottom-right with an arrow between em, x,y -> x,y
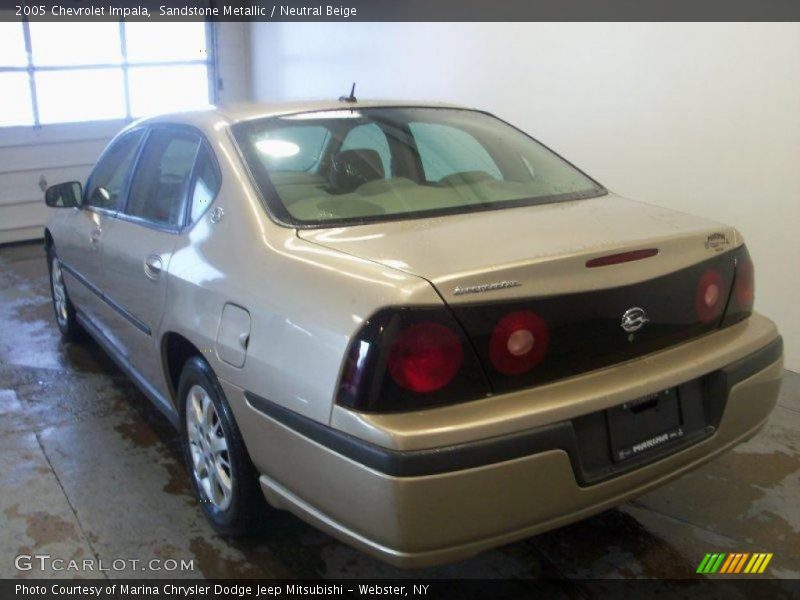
298,194 -> 738,302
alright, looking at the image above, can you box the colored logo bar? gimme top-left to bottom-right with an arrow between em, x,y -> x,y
697,552 -> 773,574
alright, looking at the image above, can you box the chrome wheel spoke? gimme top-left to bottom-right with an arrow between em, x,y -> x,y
200,473 -> 214,502
208,433 -> 228,454
207,466 -> 224,506
190,445 -> 204,473
190,389 -> 204,424
187,422 -> 200,445
201,394 -> 214,431
214,461 -> 232,502
218,455 -> 231,471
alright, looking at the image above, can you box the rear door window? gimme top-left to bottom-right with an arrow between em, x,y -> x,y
124,128 -> 201,228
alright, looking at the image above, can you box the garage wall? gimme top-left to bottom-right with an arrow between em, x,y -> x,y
249,22 -> 800,372
214,21 -> 251,107
0,121 -> 124,244
0,22 -> 251,246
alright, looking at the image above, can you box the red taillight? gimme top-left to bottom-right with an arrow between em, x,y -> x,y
388,322 -> 463,393
734,253 -> 755,310
696,269 -> 725,323
489,311 -> 549,375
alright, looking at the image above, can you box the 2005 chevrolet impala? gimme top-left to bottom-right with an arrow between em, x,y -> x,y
43,100 -> 783,567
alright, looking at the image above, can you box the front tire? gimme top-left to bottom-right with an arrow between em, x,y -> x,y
178,356 -> 267,535
47,246 -> 83,341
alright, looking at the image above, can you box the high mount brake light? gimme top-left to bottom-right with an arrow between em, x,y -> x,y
585,248 -> 659,268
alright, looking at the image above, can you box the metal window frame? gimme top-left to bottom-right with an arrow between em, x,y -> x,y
0,19 -> 217,128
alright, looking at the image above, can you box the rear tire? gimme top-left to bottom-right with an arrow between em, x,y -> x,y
46,245 -> 83,341
178,356 -> 267,535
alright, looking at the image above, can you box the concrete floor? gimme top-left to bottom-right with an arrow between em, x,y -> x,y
1,241 -> 798,583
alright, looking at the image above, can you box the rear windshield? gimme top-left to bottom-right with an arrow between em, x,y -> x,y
231,107 -> 605,226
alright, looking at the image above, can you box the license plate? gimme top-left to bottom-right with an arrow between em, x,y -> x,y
607,388 -> 684,462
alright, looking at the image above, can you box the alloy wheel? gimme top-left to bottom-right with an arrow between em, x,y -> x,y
185,384 -> 233,511
51,257 -> 69,327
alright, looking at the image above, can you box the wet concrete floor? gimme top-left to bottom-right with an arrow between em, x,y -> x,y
1,241 -> 798,585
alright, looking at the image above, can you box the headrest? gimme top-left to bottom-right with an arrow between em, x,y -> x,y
329,149 -> 385,193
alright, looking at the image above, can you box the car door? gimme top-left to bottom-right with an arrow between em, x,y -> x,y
56,130 -> 145,329
99,126 -> 203,396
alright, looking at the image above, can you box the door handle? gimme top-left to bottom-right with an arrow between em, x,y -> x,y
89,229 -> 101,250
144,254 -> 163,280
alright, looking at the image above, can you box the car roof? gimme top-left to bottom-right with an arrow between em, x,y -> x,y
133,99 -> 474,129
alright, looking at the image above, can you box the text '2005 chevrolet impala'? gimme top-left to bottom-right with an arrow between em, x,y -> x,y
43,100 -> 783,568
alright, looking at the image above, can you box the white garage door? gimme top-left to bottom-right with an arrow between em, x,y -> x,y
0,122 -> 123,244
0,19 -> 215,244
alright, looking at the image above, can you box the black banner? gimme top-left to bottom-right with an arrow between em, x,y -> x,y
3,579 -> 800,600
1,0 -> 799,22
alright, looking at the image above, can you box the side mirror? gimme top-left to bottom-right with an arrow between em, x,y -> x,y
45,182 -> 82,208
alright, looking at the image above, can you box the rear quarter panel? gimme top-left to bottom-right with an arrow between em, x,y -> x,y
159,124 -> 439,424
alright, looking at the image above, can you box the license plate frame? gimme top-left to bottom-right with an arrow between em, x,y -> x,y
607,388 -> 685,462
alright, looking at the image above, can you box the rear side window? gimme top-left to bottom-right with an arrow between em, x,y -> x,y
190,145 -> 220,222
85,130 -> 144,210
125,129 -> 200,228
409,122 -> 502,182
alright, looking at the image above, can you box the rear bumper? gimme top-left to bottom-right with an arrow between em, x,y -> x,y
222,314 -> 783,568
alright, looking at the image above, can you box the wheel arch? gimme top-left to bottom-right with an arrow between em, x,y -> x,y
161,331 -> 204,404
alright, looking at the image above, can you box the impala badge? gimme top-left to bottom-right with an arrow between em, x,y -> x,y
621,307 -> 648,333
453,280 -> 521,296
